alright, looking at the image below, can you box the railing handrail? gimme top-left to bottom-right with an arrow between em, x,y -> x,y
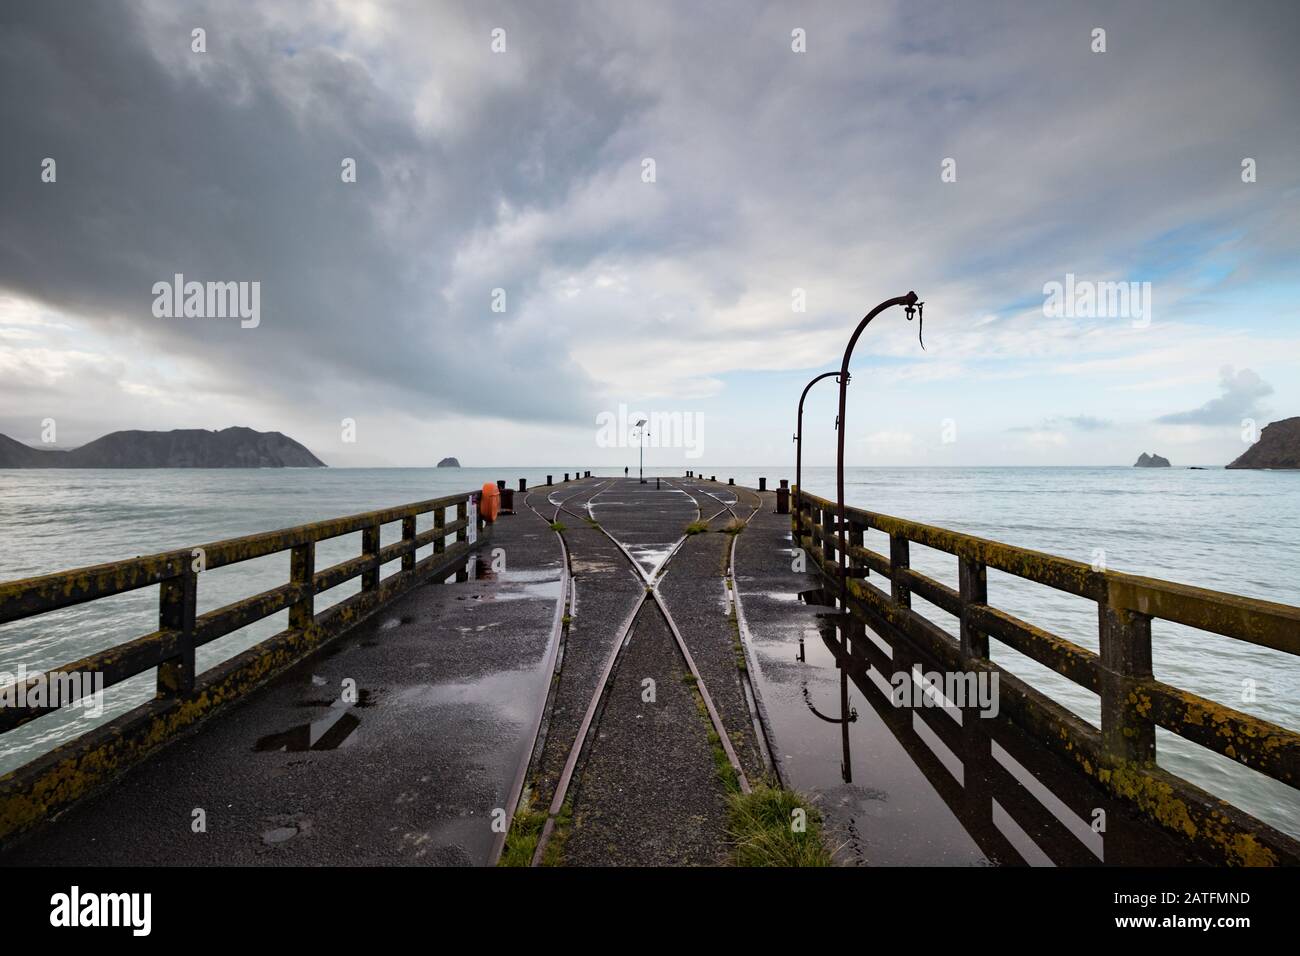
0,489 -> 478,736
0,491 -> 471,624
795,487 -> 1300,655
793,486 -> 1300,865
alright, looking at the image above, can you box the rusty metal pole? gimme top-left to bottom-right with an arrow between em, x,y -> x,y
795,371 -> 840,542
835,292 -> 920,618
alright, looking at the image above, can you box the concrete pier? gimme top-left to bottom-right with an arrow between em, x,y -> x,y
1,475 -> 1295,867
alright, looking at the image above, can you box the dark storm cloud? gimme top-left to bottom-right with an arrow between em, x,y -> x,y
2,0 -> 1300,460
0,0 -> 636,426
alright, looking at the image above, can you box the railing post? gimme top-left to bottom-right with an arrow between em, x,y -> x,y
1099,603 -> 1156,766
889,533 -> 911,608
362,522 -> 380,591
848,517 -> 865,580
958,556 -> 988,660
456,499 -> 469,582
157,565 -> 197,698
401,515 -> 416,572
821,503 -> 835,570
290,541 -> 315,635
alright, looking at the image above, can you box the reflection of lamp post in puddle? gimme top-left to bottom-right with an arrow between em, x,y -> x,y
633,418 -> 647,483
802,671 -> 858,784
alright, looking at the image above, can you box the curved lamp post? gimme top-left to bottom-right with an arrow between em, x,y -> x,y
834,291 -> 924,617
793,370 -> 841,541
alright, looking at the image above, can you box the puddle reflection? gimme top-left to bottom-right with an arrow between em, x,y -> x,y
752,585 -> 1200,866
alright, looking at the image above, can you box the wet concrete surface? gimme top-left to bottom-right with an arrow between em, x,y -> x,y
733,501 -> 1202,866
589,479 -> 697,578
2,500 -> 565,866
4,477 -> 1208,868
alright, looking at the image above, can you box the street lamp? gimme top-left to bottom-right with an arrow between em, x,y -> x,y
634,418 -> 647,483
793,371 -> 841,542
833,292 -> 924,618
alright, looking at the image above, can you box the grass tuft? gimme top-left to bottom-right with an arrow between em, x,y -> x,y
684,519 -> 710,535
498,791 -> 546,867
549,521 -> 566,532
726,786 -> 833,867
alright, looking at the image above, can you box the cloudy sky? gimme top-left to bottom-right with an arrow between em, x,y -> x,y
2,0 -> 1297,467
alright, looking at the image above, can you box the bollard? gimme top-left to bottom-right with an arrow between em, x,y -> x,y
497,480 -> 506,491
564,473 -> 570,482
501,487 -> 515,514
519,478 -> 527,492
711,475 -> 716,482
759,477 -> 767,491
547,474 -> 553,486
777,479 -> 789,515
656,477 -> 660,489
729,478 -> 734,485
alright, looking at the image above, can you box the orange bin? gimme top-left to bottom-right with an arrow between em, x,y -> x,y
479,482 -> 500,523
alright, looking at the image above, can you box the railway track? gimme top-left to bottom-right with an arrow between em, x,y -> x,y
507,476 -> 768,866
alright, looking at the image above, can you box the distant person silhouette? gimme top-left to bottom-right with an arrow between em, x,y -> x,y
624,466 -> 629,478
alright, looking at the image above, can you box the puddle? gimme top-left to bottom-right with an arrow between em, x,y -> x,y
255,703 -> 361,752
478,579 -> 561,603
261,815 -> 313,845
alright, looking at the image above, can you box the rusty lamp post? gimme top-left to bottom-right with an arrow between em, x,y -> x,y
833,292 -> 924,617
793,371 -> 840,542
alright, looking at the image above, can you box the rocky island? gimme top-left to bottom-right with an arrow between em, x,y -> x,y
436,457 -> 461,468
0,427 -> 325,468
1134,452 -> 1171,468
1227,417 -> 1300,469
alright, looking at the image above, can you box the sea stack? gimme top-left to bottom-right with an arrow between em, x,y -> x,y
1134,452 -> 1171,468
1227,417 -> 1300,469
436,457 -> 461,468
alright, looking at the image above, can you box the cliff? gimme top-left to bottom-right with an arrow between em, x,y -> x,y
1227,417 -> 1300,469
0,427 -> 326,468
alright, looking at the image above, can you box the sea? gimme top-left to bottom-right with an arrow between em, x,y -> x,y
0,465 -> 1296,839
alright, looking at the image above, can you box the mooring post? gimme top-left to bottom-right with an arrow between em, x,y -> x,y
564,473 -> 570,482
157,563 -> 197,697
777,478 -> 789,515
519,478 -> 527,492
1099,603 -> 1156,766
289,541 -> 315,636
546,474 -> 553,486
729,477 -> 734,485
759,477 -> 766,491
497,480 -> 505,491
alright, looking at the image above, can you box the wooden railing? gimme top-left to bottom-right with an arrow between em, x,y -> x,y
0,492 -> 479,841
0,492 -> 474,733
794,487 -> 1300,866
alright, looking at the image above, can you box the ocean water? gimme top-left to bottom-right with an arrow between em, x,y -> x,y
1,465 -> 1297,839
